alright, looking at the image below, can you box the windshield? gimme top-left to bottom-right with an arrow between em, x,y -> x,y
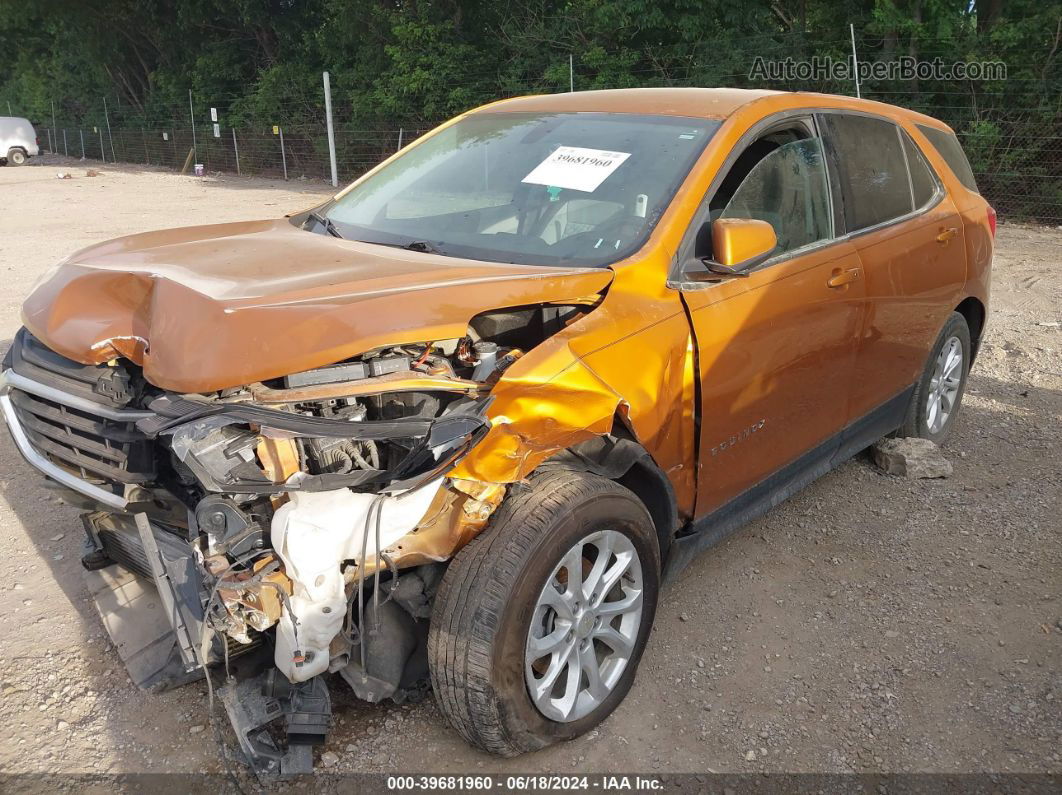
323,112 -> 719,267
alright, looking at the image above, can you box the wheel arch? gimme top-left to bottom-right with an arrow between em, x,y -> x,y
955,296 -> 986,360
537,418 -> 680,564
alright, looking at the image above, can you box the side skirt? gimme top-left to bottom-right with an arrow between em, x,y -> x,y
662,385 -> 913,584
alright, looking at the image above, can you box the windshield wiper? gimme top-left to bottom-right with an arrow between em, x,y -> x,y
305,211 -> 343,239
359,239 -> 445,255
403,240 -> 443,254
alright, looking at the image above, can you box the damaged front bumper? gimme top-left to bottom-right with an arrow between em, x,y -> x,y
0,368 -> 152,510
0,342 -> 504,777
0,366 -> 492,509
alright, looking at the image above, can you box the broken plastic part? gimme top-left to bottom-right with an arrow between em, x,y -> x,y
220,671 -> 328,778
256,435 -> 300,483
270,478 -> 443,682
158,396 -> 492,495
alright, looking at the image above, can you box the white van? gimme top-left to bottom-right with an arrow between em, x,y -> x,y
0,117 -> 40,166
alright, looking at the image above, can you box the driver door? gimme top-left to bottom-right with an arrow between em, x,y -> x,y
677,123 -> 866,517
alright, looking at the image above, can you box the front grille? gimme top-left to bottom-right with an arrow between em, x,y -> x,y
5,329 -> 155,489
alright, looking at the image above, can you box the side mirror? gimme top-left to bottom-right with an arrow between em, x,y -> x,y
712,218 -> 777,269
683,218 -> 778,282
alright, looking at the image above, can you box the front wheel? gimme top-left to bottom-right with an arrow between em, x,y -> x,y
428,470 -> 660,756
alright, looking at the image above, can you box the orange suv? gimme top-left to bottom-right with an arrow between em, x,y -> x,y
0,88 -> 992,768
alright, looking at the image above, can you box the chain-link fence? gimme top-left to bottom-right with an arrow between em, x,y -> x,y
24,65 -> 1062,225
36,119 -> 437,184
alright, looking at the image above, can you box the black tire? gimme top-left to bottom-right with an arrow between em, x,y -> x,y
428,470 -> 660,756
7,148 -> 27,166
896,311 -> 971,444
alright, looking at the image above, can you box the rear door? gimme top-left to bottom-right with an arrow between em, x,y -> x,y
676,116 -> 865,517
817,112 -> 968,422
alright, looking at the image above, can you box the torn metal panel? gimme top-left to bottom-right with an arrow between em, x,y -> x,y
248,371 -> 481,403
443,244 -> 698,518
448,337 -> 623,483
358,480 -> 507,571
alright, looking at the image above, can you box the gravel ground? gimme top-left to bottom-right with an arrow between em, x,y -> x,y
0,158 -> 1058,779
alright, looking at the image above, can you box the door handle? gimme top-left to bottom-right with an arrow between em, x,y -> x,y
827,267 -> 861,288
936,227 -> 959,244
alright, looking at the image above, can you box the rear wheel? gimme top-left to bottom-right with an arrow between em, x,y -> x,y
897,311 -> 971,444
428,470 -> 659,756
7,148 -> 27,166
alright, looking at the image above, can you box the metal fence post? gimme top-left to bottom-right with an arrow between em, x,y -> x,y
279,126 -> 288,180
397,128 -> 404,151
51,99 -> 57,138
323,71 -> 338,187
99,127 -> 105,161
46,128 -> 53,153
79,129 -> 85,159
63,129 -> 68,156
103,97 -> 116,162
849,24 -> 862,99
232,128 -> 241,175
188,89 -> 197,160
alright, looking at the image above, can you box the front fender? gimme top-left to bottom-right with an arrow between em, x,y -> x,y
449,337 -> 623,483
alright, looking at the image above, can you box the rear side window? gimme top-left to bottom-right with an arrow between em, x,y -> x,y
820,114 -> 912,231
916,124 -> 979,193
901,131 -> 940,209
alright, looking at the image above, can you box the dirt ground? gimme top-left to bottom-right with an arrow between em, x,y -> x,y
0,158 -> 1058,779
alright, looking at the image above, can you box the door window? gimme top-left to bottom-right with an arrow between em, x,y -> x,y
820,114 -> 914,231
717,137 -> 833,256
902,131 -> 940,209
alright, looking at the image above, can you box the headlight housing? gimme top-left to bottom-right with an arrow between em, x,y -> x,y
137,391 -> 492,495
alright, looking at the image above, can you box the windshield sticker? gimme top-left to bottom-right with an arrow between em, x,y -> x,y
522,146 -> 631,193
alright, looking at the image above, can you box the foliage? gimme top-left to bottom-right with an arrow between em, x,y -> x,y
0,0 -> 1058,219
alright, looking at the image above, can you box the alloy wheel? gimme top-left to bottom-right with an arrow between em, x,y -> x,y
926,336 -> 963,434
524,529 -> 644,723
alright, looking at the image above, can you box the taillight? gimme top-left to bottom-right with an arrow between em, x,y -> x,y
987,205 -> 997,238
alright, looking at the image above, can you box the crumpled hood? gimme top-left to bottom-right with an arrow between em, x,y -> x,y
22,218 -> 613,392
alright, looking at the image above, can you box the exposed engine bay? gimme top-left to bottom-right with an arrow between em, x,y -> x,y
0,301 -> 591,776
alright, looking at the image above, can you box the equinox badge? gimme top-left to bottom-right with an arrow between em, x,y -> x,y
710,418 -> 766,456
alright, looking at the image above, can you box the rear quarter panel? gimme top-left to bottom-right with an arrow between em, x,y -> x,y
903,120 -> 993,321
